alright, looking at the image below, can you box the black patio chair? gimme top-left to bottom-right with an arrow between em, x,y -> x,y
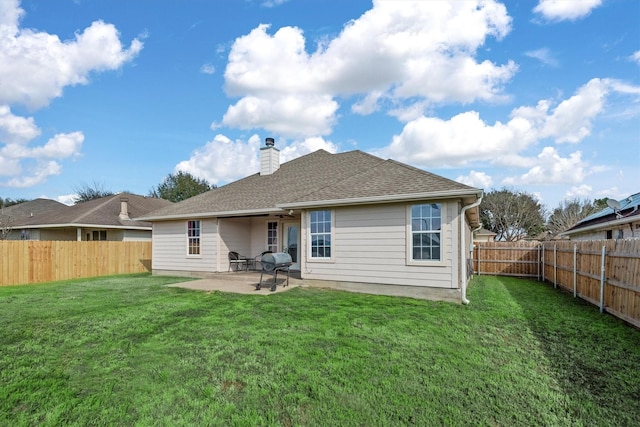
228,251 -> 249,271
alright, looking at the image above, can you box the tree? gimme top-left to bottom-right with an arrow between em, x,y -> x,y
73,181 -> 114,204
0,197 -> 29,208
546,198 -> 600,237
149,171 -> 214,203
0,207 -> 13,240
593,198 -> 608,210
1,197 -> 29,240
480,188 -> 546,241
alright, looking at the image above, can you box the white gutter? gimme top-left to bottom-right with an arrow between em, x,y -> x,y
460,193 -> 483,305
138,208 -> 283,222
15,223 -> 152,231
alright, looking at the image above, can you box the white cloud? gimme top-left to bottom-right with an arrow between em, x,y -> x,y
564,184 -> 593,200
30,132 -> 84,159
502,147 -> 590,185
539,78 -> 608,143
379,78 -> 621,172
56,193 -> 77,206
0,6 -> 143,109
220,1 -> 516,137
0,105 -> 40,144
279,136 -> 338,163
219,94 -> 339,137
175,134 -> 262,186
524,48 -> 559,67
175,134 -> 338,186
379,111 -> 536,168
5,160 -> 62,188
0,0 -> 140,188
533,0 -> 602,22
631,50 -> 640,65
200,63 -> 215,74
455,170 -> 492,189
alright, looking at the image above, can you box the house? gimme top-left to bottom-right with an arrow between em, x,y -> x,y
3,193 -> 172,241
473,228 -> 497,242
139,138 -> 483,303
561,192 -> 640,240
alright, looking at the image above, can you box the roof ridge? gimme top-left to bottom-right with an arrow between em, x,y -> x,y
385,159 -> 476,189
287,151 -> 386,201
70,193 -> 120,222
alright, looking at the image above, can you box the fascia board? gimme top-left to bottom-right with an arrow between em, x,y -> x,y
561,215 -> 639,236
138,208 -> 283,222
277,189 -> 483,209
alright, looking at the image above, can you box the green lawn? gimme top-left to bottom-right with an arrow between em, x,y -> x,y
1,274 -> 639,426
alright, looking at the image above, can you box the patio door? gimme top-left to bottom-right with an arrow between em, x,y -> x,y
283,222 -> 300,271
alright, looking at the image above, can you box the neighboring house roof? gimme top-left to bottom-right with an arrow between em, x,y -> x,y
474,228 -> 497,238
9,193 -> 172,230
1,198 -> 69,221
563,192 -> 640,236
140,149 -> 482,225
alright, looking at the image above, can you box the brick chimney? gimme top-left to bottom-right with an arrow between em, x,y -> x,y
119,196 -> 130,221
260,137 -> 280,176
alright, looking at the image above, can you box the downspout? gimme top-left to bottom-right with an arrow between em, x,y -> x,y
460,193 -> 483,305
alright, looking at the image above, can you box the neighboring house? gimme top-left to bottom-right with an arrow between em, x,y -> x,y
473,228 -> 497,242
4,193 -> 172,241
562,192 -> 640,240
140,139 -> 483,303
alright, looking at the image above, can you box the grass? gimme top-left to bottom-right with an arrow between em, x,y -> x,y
1,273 -> 639,426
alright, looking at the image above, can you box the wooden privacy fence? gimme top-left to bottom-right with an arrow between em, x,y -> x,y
0,241 -> 152,286
473,241 -> 541,279
474,240 -> 640,328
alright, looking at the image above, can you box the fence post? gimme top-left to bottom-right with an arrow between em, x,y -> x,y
600,245 -> 606,314
553,244 -> 557,289
541,244 -> 545,282
573,243 -> 577,298
477,244 -> 481,276
537,245 -> 541,281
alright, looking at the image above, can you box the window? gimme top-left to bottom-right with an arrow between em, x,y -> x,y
411,203 -> 441,261
267,221 -> 278,253
92,230 -> 107,241
310,210 -> 331,258
187,220 -> 201,255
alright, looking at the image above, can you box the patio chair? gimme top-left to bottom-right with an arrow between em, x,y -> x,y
228,251 -> 250,271
253,250 -> 272,271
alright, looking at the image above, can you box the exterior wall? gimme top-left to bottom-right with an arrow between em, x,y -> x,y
218,218 -> 252,271
39,228 -> 77,241
122,229 -> 152,241
300,201 -> 458,289
569,220 -> 640,241
152,219 -> 218,274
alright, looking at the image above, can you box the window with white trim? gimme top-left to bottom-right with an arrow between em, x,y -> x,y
309,210 -> 331,258
411,203 -> 441,261
187,220 -> 201,255
267,221 -> 278,253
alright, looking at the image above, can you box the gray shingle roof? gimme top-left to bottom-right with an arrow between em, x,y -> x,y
1,199 -> 69,225
142,150 -> 481,221
8,193 -> 172,228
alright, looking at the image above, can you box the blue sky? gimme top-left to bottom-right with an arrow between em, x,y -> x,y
1,0 -> 638,210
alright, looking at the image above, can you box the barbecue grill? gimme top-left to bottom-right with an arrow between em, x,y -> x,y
256,252 -> 292,291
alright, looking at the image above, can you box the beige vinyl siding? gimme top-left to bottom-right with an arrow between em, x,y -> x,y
152,219 -> 217,273
218,217 -> 251,258
302,202 -> 457,288
122,230 -> 152,241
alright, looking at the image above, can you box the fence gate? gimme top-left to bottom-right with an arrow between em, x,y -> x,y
473,242 -> 541,279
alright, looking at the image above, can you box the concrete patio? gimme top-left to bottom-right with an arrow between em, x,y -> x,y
166,271 -> 304,295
